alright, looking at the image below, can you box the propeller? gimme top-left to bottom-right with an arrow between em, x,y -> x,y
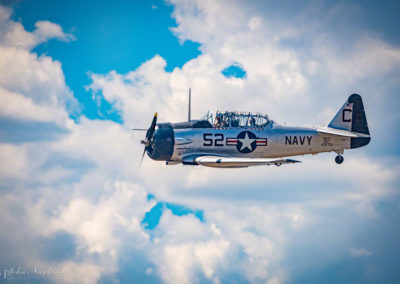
138,112 -> 158,166
139,148 -> 146,166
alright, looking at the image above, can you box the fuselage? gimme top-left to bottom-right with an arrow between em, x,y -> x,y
147,121 -> 352,164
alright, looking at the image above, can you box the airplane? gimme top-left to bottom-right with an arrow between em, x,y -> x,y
135,90 -> 370,168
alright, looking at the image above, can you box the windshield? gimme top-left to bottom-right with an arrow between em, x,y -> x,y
200,110 -> 213,125
214,111 -> 270,128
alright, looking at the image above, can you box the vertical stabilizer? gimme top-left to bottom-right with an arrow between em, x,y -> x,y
328,100 -> 353,131
328,94 -> 370,148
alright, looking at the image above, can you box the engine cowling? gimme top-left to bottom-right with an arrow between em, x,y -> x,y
147,123 -> 174,161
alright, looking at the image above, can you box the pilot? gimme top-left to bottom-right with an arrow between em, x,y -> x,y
221,118 -> 227,127
215,116 -> 221,128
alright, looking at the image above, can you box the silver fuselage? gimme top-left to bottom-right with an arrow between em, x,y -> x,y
168,122 -> 349,162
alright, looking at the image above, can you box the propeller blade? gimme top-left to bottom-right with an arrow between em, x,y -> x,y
151,112 -> 158,128
139,148 -> 146,167
132,128 -> 147,131
146,112 -> 158,140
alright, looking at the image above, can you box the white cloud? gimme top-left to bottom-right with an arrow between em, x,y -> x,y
0,87 -> 68,123
0,1 -> 399,284
0,45 -> 75,113
0,6 -> 74,50
0,143 -> 27,180
150,211 -> 229,284
316,35 -> 400,86
34,20 -> 75,44
0,6 -> 77,126
82,1 -> 400,281
349,248 -> 372,258
84,0 -> 400,281
166,0 -> 400,126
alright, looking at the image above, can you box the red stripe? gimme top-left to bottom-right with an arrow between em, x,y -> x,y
256,139 -> 267,146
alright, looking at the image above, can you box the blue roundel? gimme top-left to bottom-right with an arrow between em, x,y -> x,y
236,131 -> 257,153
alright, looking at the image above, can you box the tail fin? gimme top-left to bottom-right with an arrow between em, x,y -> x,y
328,94 -> 370,148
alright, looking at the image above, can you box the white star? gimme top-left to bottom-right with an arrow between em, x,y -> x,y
239,132 -> 255,151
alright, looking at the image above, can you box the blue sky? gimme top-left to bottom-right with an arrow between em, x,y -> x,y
13,0 -> 201,121
0,0 -> 399,283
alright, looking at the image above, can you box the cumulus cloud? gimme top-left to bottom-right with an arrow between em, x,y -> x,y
0,87 -> 67,123
84,0 -> 400,282
0,6 -> 75,50
33,20 -> 75,44
0,6 -> 77,127
0,1 -> 399,284
166,0 -> 400,126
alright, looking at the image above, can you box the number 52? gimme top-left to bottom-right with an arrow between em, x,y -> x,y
203,133 -> 224,146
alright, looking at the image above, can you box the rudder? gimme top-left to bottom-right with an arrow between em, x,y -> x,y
348,94 -> 369,135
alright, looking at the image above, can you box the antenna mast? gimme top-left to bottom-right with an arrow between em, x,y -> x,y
188,88 -> 191,122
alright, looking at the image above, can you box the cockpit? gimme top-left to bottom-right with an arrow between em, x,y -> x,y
201,110 -> 271,128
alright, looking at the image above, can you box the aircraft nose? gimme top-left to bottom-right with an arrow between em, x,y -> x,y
146,123 -> 174,161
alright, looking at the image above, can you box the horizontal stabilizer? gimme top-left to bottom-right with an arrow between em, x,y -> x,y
317,127 -> 370,138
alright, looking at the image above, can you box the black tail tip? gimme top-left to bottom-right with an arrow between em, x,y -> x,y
348,93 -> 362,104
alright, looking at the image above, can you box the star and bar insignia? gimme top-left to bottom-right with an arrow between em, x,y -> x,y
226,131 -> 267,153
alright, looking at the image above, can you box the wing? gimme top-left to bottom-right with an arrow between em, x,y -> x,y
182,155 -> 301,168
